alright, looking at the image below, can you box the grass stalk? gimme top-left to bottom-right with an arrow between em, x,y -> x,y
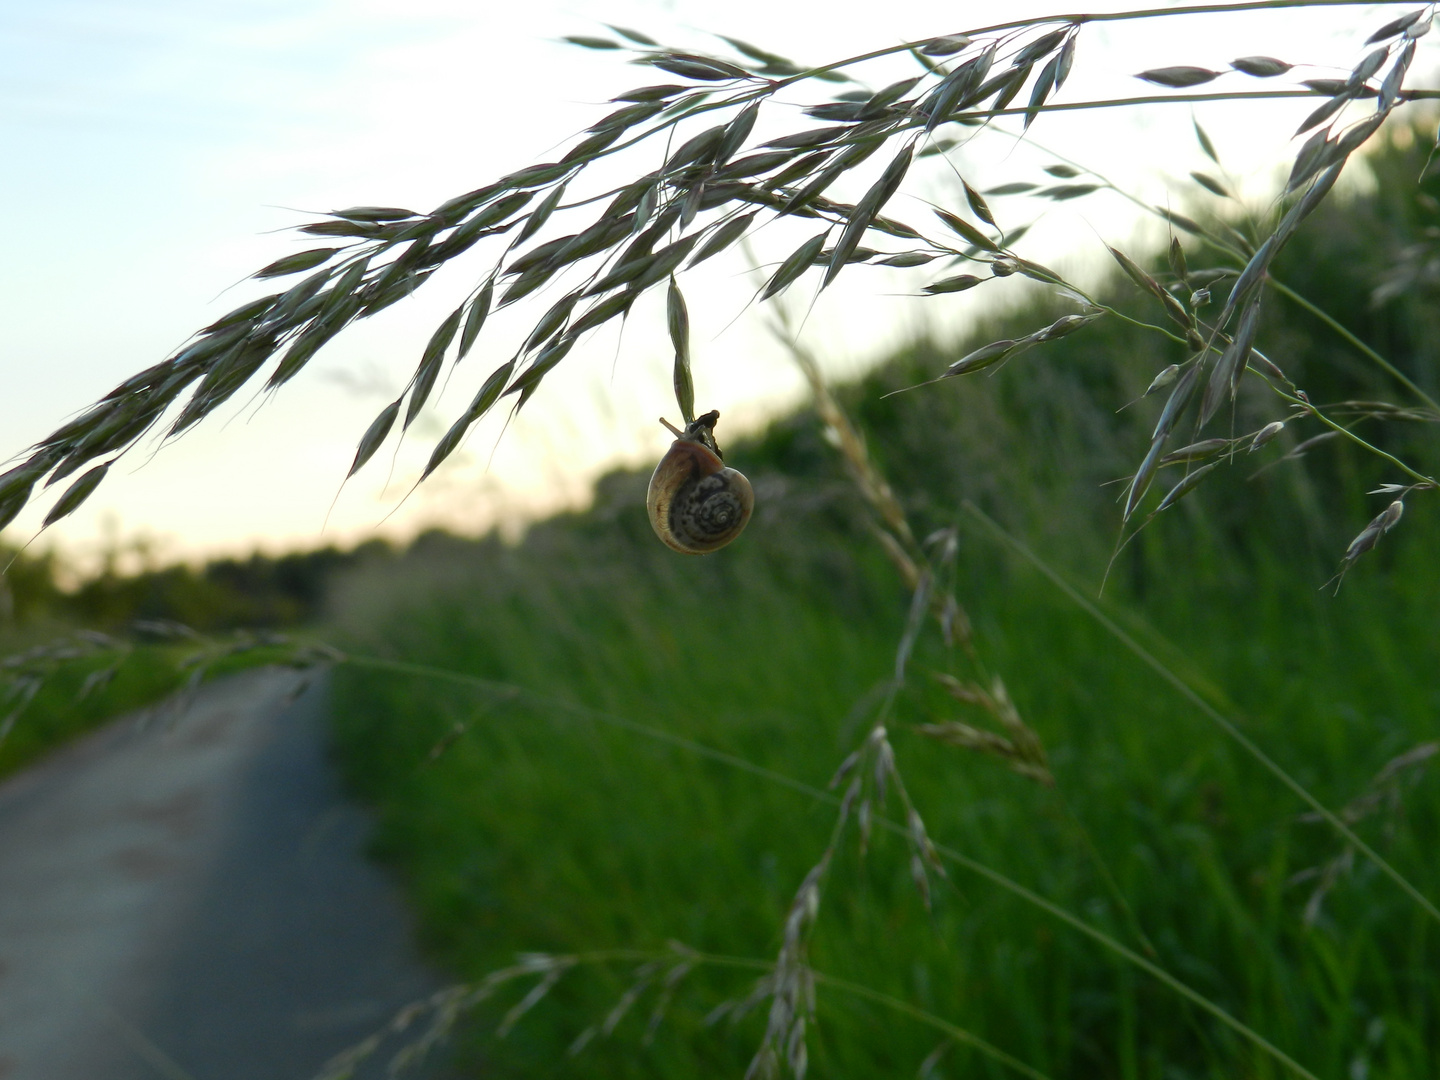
775,1 -> 1426,90
962,500 -> 1440,928
1269,279 -> 1440,416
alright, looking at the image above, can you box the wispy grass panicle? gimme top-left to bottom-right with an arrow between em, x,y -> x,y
8,1 -> 1439,562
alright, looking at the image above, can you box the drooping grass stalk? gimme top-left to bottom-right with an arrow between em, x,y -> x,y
12,0 -> 1435,542
773,0 -> 1428,89
972,89 -> 1440,117
334,944 -> 1058,1080
1272,387 -> 1438,485
765,292 -> 1328,1074
1012,126 -> 1440,418
962,500 -> 1440,927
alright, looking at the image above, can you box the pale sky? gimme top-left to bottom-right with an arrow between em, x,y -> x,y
1,0 -> 1426,571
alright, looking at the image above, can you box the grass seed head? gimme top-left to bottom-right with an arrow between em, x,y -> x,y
1250,421 -> 1286,451
1381,498 -> 1405,531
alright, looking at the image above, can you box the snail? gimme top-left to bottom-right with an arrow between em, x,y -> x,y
647,409 -> 754,554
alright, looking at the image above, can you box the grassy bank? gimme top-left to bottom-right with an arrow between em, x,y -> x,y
328,482 -> 1439,1078
0,537 -> 388,782
0,637 -> 189,780
0,629 -> 331,783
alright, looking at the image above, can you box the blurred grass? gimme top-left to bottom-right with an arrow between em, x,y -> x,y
0,531 -> 389,783
0,626 -> 324,783
326,129 -> 1440,1077
0,638 -> 187,781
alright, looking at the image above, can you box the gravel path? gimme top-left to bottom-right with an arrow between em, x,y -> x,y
0,667 -> 453,1080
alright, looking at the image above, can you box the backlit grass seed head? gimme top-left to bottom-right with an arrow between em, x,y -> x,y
1144,364 -> 1180,396
1342,500 -> 1405,565
1381,498 -> 1405,530
1250,421 -> 1286,451
1161,438 -> 1230,465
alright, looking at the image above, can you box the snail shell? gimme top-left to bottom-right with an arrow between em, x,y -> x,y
647,409 -> 754,554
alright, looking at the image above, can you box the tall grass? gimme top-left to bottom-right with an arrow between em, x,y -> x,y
327,325 -> 1440,1077
329,522 -> 1440,1076
323,130 -> 1440,1076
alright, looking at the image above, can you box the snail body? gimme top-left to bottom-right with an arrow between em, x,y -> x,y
647,410 -> 754,554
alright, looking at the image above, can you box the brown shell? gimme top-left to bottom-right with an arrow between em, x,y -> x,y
647,427 -> 754,555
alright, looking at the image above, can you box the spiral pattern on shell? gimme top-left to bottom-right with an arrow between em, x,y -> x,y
666,470 -> 751,549
646,411 -> 754,554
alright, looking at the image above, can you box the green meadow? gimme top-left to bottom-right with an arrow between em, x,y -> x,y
325,135 -> 1440,1077
330,517 -> 1440,1078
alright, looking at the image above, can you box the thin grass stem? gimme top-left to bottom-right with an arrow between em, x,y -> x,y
805,969 -> 1055,1080
1052,789 -> 1161,958
340,655 -> 825,803
775,1 -> 1426,89
1269,279 -> 1440,415
962,501 -> 1440,929
1274,389 -> 1438,484
964,89 -> 1439,120
921,834 -> 1319,1080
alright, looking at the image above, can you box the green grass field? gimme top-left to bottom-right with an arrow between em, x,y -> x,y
328,479 -> 1440,1077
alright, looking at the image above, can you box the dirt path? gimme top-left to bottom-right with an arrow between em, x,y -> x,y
0,667 -> 451,1080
